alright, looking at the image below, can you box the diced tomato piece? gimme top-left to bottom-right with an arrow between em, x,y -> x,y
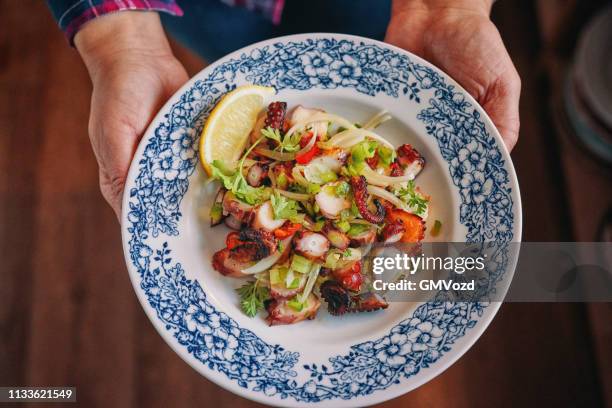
296,131 -> 320,164
299,131 -> 314,148
274,222 -> 302,239
296,147 -> 320,164
386,209 -> 426,243
389,162 -> 403,177
225,232 -> 242,249
366,153 -> 379,169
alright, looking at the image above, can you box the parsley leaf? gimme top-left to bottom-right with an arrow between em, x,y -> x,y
236,279 -> 269,317
210,137 -> 271,205
270,190 -> 300,220
211,160 -> 270,205
261,127 -> 301,152
397,180 -> 429,217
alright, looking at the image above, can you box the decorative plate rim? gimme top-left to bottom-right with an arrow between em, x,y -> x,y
121,33 -> 522,407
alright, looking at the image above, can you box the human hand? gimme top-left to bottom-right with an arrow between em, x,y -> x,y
75,12 -> 189,219
385,0 -> 521,150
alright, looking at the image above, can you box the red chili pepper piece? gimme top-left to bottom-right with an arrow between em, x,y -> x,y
273,222 -> 302,239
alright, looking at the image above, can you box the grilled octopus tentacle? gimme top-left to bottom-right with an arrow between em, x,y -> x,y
350,175 -> 385,224
320,280 -> 389,315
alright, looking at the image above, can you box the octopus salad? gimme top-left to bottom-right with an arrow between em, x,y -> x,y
208,101 -> 431,325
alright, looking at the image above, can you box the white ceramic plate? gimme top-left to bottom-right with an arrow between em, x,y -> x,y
121,34 -> 522,407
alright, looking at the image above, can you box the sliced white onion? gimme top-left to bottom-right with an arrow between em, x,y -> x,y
254,148 -> 296,161
361,166 -> 415,187
327,128 -> 395,149
303,161 -> 334,184
342,247 -> 362,261
298,263 -> 321,303
363,110 -> 392,130
241,237 -> 293,275
253,129 -> 317,162
295,130 -> 318,154
292,166 -> 309,187
286,113 -> 356,137
367,185 -> 407,210
275,189 -> 311,201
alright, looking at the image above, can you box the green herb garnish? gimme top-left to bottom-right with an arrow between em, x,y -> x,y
236,279 -> 269,317
431,220 -> 442,237
287,297 -> 305,311
261,127 -> 301,152
270,190 -> 300,220
210,136 -> 270,205
398,180 -> 429,217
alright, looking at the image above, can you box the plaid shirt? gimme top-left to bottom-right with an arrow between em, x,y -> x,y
47,0 -> 284,43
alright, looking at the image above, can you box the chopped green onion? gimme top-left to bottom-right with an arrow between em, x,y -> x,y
319,171 -> 338,183
324,252 -> 341,269
377,145 -> 396,166
287,274 -> 302,289
347,223 -> 371,237
277,172 -> 288,190
210,202 -> 223,224
307,183 -> 321,194
290,255 -> 312,274
335,181 -> 350,197
351,140 -> 378,163
312,220 -> 325,232
339,209 -> 351,221
431,220 -> 442,237
269,266 -> 288,285
298,264 -> 321,303
287,297 -> 304,311
336,220 -> 351,233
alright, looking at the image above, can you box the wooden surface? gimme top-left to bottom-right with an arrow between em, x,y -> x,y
0,1 -> 609,407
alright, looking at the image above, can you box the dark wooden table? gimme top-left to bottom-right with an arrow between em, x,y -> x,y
1,1 -> 609,407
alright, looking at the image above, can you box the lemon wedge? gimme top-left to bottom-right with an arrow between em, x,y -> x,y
199,84 -> 275,176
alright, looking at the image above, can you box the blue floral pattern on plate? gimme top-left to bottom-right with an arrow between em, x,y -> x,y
125,37 -> 515,403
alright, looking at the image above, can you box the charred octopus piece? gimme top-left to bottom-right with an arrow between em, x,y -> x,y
350,292 -> 389,313
265,293 -> 321,326
294,231 -> 330,260
212,229 -> 278,277
380,219 -> 406,243
390,144 -> 425,177
264,101 -> 287,130
349,227 -> 377,247
222,192 -> 254,228
350,175 -> 386,224
396,144 -> 425,168
332,261 -> 363,292
322,222 -> 350,250
246,163 -> 269,187
320,280 -> 350,316
320,280 -> 389,315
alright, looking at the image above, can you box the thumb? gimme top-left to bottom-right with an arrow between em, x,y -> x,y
99,167 -> 125,221
480,70 -> 522,151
